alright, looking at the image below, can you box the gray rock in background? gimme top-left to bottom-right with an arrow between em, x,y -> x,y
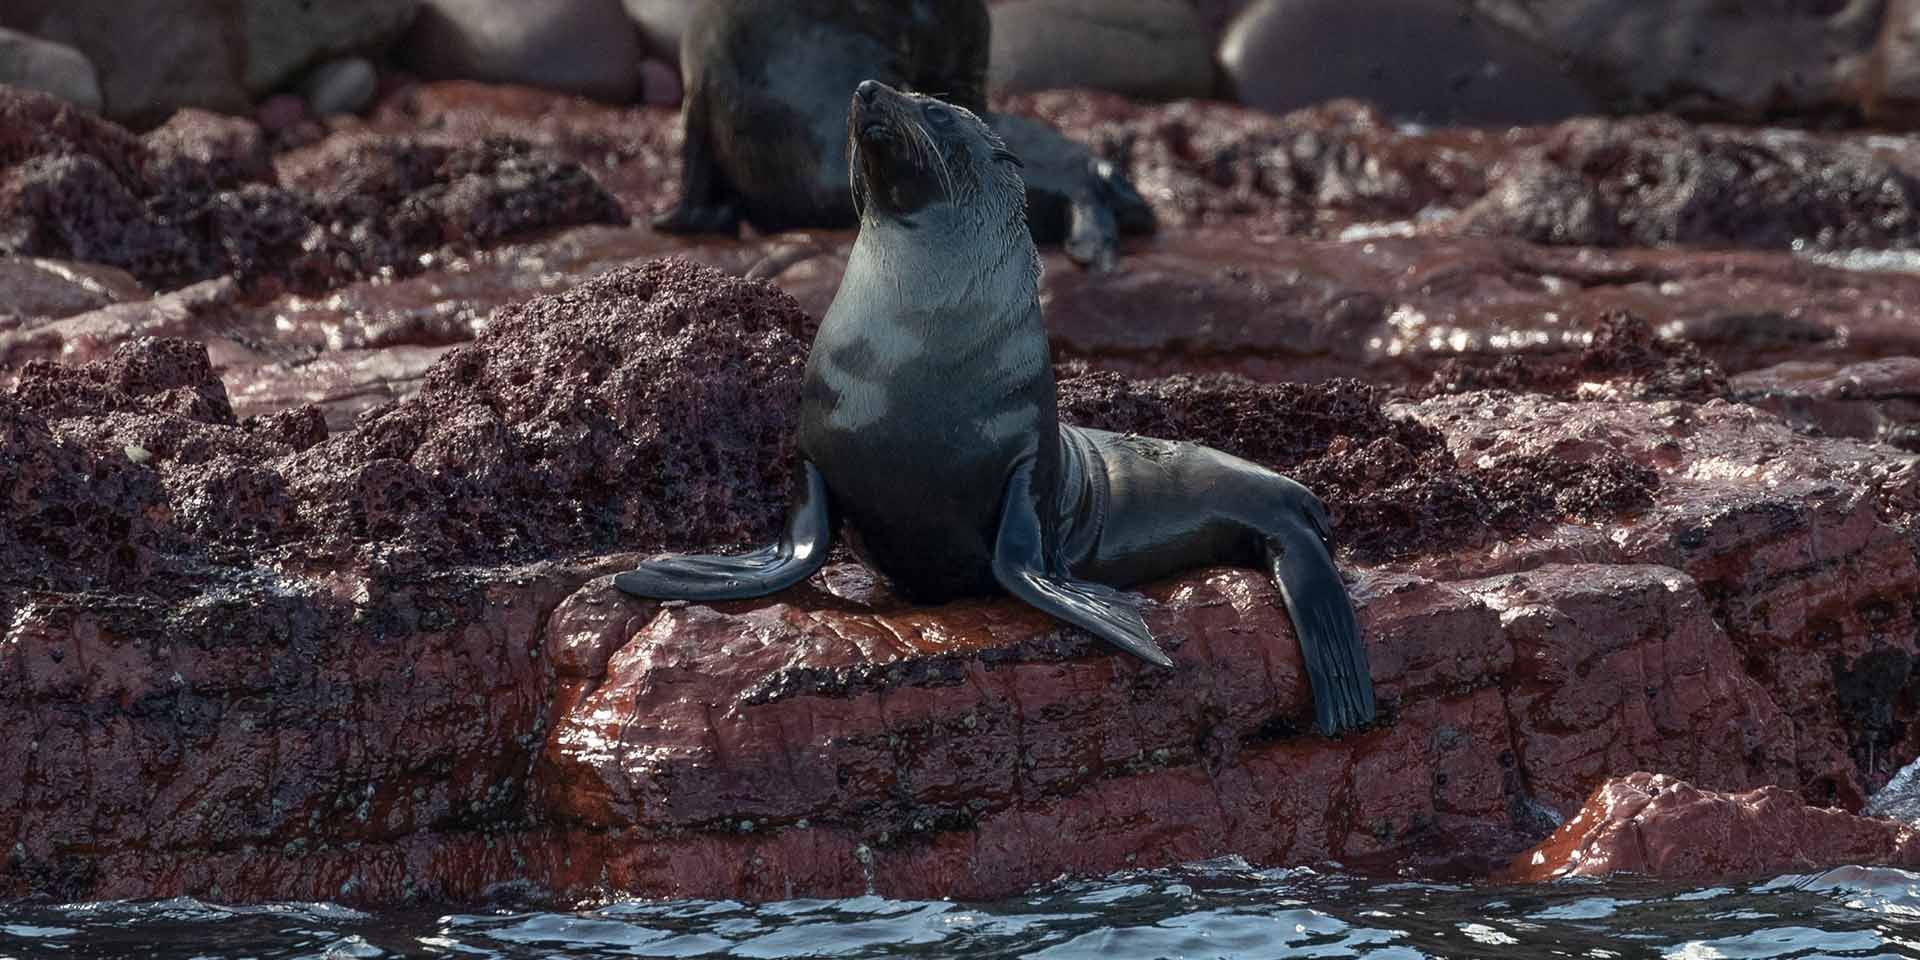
0,0 -> 249,128
244,0 -> 419,95
0,0 -> 414,127
622,0 -> 699,62
0,27 -> 101,113
299,57 -> 380,116
990,0 -> 1217,101
404,0 -> 644,102
1469,0 -> 1884,121
1221,0 -> 1596,126
1870,0 -> 1920,124
1866,757 -> 1920,825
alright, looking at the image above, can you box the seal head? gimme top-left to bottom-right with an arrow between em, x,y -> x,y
847,79 -> 1024,225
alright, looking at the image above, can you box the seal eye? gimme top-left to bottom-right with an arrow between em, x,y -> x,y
923,104 -> 954,127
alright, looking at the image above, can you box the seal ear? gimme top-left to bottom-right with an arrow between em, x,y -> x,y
992,146 -> 1024,168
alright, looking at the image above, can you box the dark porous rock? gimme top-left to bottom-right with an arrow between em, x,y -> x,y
142,109 -> 277,191
989,0 -> 1218,102
14,336 -> 235,425
1000,93 -> 1495,234
1424,310 -> 1729,403
243,403 -> 329,452
281,257 -> 814,563
1219,0 -> 1596,127
0,85 -> 626,294
1506,773 -> 1920,883
403,0 -> 644,102
1457,117 -> 1920,252
1056,368 -> 1656,563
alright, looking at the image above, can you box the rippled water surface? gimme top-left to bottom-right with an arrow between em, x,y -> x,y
4,860 -> 1919,959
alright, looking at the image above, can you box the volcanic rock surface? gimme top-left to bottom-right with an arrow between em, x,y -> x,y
5,81 -> 1920,903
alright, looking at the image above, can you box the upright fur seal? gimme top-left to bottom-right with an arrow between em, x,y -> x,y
617,81 -> 1374,734
660,0 -> 1154,270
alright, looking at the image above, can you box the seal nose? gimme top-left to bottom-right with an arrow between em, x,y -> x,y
855,79 -> 882,105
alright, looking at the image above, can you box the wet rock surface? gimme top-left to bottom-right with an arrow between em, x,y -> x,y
1507,773 -> 1920,883
6,80 -> 1920,904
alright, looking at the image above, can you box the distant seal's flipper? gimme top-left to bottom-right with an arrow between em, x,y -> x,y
614,461 -> 834,601
1265,505 -> 1374,735
991,460 -> 1174,667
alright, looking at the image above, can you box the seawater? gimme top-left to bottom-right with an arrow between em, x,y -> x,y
3,859 -> 1918,959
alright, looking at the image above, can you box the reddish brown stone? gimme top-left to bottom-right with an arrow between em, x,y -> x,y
1505,773 -> 1920,883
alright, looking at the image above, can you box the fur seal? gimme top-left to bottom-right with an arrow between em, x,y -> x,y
617,81 -> 1374,734
658,0 -> 1155,270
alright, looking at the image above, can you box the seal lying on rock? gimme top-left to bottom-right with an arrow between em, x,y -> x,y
618,81 -> 1374,734
658,0 -> 1155,270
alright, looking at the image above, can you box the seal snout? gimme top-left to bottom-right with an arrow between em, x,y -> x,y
850,79 -> 901,144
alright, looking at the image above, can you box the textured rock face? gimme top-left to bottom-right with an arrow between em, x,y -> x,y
1507,773 -> 1920,883
0,85 -> 627,294
6,262 -> 1919,902
6,80 -> 1920,905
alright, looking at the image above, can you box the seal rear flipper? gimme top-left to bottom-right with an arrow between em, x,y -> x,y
1265,517 -> 1376,736
614,461 -> 834,602
991,460 -> 1174,668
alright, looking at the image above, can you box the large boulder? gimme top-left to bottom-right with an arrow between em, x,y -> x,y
0,0 -> 418,126
1219,0 -> 1597,126
244,0 -> 419,96
402,0 -> 645,102
1507,773 -> 1920,882
1471,0 -> 1885,122
989,0 -> 1218,102
0,28 -> 100,113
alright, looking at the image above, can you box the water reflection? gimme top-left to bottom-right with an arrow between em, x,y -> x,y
1,861 -> 1916,959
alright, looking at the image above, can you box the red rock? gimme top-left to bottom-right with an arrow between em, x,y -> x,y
3,81 -> 1920,907
0,84 -> 627,294
1733,357 -> 1920,453
1505,773 -> 1920,883
0,257 -> 146,329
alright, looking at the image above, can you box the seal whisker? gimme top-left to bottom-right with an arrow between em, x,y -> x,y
911,118 -> 955,203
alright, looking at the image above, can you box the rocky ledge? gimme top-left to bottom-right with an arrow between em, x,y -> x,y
7,80 -> 1920,905
3,253 -> 1917,904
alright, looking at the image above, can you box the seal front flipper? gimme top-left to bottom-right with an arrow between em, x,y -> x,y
614,462 -> 834,602
990,460 -> 1175,667
1265,506 -> 1375,735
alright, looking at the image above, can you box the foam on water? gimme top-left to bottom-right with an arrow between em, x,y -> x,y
1,862 -> 1917,959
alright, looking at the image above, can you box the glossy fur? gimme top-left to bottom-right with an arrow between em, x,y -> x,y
617,82 -> 1375,734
